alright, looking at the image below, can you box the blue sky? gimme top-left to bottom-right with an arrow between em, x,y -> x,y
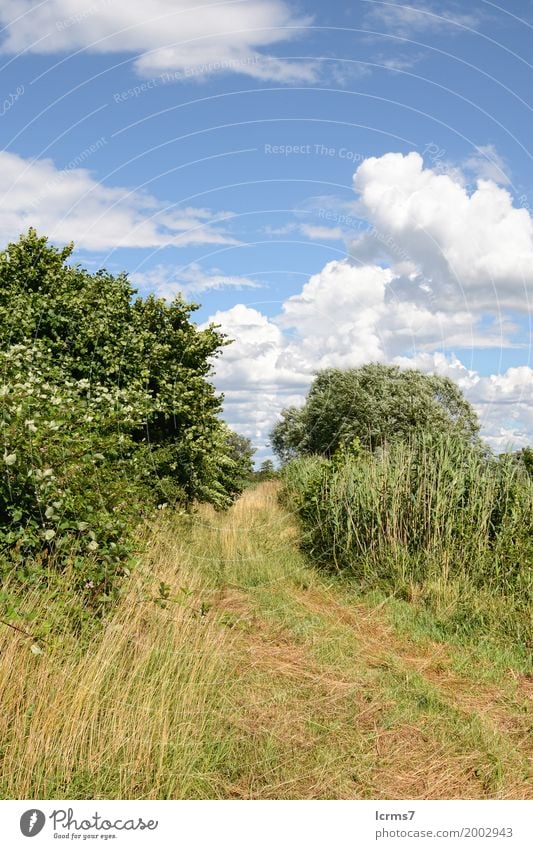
0,0 -> 531,457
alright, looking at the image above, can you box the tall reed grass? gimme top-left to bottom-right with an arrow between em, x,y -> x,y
282,438 -> 532,645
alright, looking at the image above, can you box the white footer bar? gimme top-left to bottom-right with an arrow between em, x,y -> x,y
1,799 -> 531,849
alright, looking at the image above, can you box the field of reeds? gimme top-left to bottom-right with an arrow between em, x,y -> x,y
282,438 -> 533,651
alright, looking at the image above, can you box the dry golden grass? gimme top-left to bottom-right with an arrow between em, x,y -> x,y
0,482 -> 531,799
0,532 -> 232,798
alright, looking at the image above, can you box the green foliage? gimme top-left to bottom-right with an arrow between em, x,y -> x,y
248,459 -> 280,483
254,459 -> 278,481
518,446 -> 533,476
500,446 -> 533,479
203,427 -> 255,507
282,437 -> 532,646
0,342 -> 148,594
271,363 -> 480,461
0,230 -> 249,599
270,405 -> 309,463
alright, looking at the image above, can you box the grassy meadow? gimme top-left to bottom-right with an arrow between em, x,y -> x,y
1,482 -> 531,799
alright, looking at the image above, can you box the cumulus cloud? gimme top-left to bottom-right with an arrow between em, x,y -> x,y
278,261 -> 392,367
205,152 -> 532,455
206,258 -> 531,455
207,303 -> 307,391
204,304 -> 308,447
0,150 -> 236,251
0,0 -> 316,83
351,151 -> 533,312
393,353 -> 533,451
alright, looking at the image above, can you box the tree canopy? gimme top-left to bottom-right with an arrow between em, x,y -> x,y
271,363 -> 480,461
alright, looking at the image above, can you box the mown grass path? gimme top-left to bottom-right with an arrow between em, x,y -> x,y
0,483 -> 531,799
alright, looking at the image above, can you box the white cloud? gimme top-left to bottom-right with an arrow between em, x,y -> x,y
377,52 -> 424,72
206,258 -> 531,454
298,224 -> 344,241
278,261 -> 392,368
463,144 -> 512,186
0,0 -> 317,83
352,151 -> 533,312
207,303 -> 307,391
0,150 -> 236,251
364,1 -> 481,37
262,220 -> 346,241
131,262 -> 262,300
204,152 -> 532,454
204,304 -> 308,448
393,353 -> 533,451
392,351 -> 479,390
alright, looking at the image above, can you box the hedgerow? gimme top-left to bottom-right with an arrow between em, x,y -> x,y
0,230 -> 252,603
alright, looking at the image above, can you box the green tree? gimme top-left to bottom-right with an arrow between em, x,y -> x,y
271,363 -> 480,461
0,231 -> 234,500
215,429 -> 255,499
270,406 -> 308,463
253,459 -> 277,481
259,459 -> 276,478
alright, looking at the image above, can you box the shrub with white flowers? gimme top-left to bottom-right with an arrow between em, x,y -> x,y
0,231 -> 254,603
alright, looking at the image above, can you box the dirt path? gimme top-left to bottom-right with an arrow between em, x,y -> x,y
189,483 -> 532,799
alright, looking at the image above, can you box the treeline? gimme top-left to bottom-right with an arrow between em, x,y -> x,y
0,231 -> 253,604
274,365 -> 532,648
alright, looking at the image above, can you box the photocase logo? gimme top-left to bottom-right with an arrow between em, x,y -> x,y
20,809 -> 46,837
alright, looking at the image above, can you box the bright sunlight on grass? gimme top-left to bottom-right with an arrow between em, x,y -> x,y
1,483 -> 530,800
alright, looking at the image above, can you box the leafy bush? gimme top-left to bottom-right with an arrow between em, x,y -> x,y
0,342 -> 151,595
0,230 -> 252,601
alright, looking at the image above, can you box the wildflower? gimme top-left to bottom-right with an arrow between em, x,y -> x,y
87,539 -> 99,551
43,529 -> 56,541
3,453 -> 16,465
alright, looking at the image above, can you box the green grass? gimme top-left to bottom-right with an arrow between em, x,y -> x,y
282,439 -> 533,648
0,482 -> 531,799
